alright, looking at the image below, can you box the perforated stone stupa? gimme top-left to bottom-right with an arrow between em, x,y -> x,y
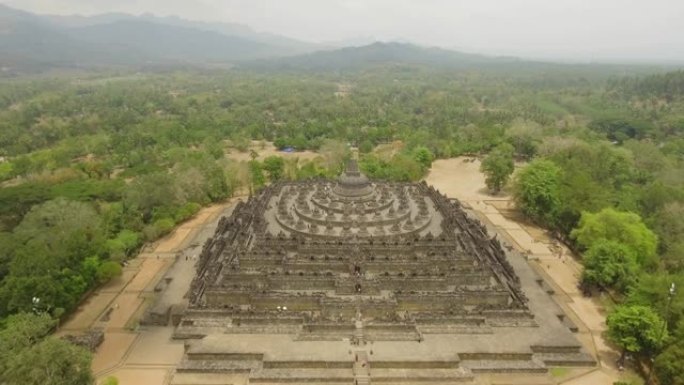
172,161 -> 594,384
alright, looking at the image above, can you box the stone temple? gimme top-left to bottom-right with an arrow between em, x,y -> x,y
171,161 -> 594,384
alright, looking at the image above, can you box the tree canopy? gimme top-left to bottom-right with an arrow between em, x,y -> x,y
0,313 -> 93,385
581,240 -> 638,292
607,304 -> 667,363
513,159 -> 562,226
571,208 -> 658,267
480,142 -> 515,194
1,65 -> 684,385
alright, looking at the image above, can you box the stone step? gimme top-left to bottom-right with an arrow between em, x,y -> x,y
418,325 -> 492,334
354,329 -> 365,344
177,359 -> 261,373
486,318 -> 538,327
252,383 -> 355,385
371,383 -> 474,385
534,352 -> 596,367
295,333 -> 352,341
460,359 -> 547,373
224,325 -> 302,334
264,361 -> 352,369
249,368 -> 354,383
171,372 -> 256,385
369,368 -> 474,382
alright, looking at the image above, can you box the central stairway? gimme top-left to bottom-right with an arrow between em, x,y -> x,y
354,351 -> 371,385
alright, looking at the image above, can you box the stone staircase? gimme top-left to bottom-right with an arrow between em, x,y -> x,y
354,351 -> 371,385
354,320 -> 366,345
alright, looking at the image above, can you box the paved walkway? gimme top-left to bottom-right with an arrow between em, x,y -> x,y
58,198 -> 243,385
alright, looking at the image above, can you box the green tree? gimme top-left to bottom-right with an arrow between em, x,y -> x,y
13,198 -> 101,253
505,119 -> 542,159
411,146 -> 434,170
0,312 -> 55,360
513,159 -> 562,226
4,337 -> 93,385
571,208 -> 658,267
0,232 -> 14,280
480,143 -> 514,194
124,172 -> 180,222
581,240 -> 638,292
607,304 -> 667,365
248,160 -> 265,192
262,156 -> 285,181
652,202 -> 684,271
105,230 -> 140,260
655,343 -> 684,385
273,137 -> 288,150
0,312 -> 93,385
96,261 -> 122,283
626,274 -> 684,331
358,140 -> 374,154
204,139 -> 224,160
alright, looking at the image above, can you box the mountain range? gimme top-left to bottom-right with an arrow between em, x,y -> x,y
0,4 -> 319,73
0,4 -> 672,75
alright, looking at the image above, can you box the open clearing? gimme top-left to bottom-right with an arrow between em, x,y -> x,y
225,140 -> 320,162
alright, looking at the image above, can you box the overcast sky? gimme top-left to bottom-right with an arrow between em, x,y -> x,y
3,0 -> 684,62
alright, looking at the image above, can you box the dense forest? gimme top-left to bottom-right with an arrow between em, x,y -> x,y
0,66 -> 683,384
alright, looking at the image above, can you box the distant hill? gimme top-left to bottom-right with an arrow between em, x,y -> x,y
241,42 -> 671,77
242,42 -> 530,71
65,20 -> 276,63
0,4 -> 316,73
43,12 -> 317,54
0,5 -> 116,71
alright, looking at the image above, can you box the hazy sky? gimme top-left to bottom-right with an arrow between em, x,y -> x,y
3,0 -> 684,62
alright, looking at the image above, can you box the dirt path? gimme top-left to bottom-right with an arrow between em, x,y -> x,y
425,157 -> 638,385
58,197 -> 243,385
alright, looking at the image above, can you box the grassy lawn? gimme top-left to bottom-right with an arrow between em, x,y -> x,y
550,367 -> 571,378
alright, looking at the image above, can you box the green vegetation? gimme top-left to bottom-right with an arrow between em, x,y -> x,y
513,159 -> 562,225
0,65 -> 683,383
549,367 -> 570,378
581,240 -> 639,293
571,208 -> 659,268
480,143 -> 515,194
101,376 -> 119,385
506,71 -> 684,384
0,313 -> 93,385
654,337 -> 684,385
607,305 -> 667,365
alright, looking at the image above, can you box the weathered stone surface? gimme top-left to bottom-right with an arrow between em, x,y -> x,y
172,161 -> 594,382
62,329 -> 105,352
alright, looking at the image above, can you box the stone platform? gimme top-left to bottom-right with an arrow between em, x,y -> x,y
169,162 -> 594,384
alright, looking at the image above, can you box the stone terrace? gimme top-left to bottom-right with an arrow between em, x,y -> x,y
170,161 -> 594,384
